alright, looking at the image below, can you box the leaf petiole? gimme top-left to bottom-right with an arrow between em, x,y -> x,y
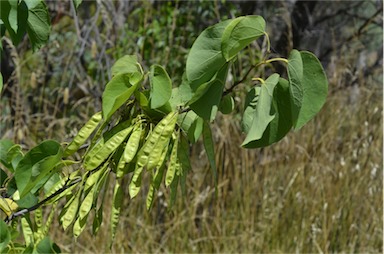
263,32 -> 271,54
252,77 -> 265,84
264,58 -> 288,64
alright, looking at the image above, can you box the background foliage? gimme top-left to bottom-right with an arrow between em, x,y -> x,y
1,0 -> 382,253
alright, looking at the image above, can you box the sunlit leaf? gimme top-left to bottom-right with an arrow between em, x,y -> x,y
288,50 -> 328,130
0,0 -> 28,45
242,78 -> 293,148
0,220 -> 10,252
242,74 -> 279,147
149,64 -> 172,109
186,19 -> 231,87
242,86 -> 260,133
24,0 -> 51,51
111,55 -> 143,85
221,15 -> 266,61
14,140 -> 63,198
7,1 -> 18,33
288,50 -> 303,127
35,236 -> 61,253
189,63 -> 229,121
72,0 -> 82,12
102,73 -> 139,120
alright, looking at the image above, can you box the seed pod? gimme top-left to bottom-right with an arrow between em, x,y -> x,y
60,190 -> 81,231
146,182 -> 156,211
165,133 -> 179,187
110,179 -> 123,246
64,112 -> 103,157
116,122 -> 143,178
84,125 -> 133,170
63,87 -> 69,105
129,166 -> 143,198
137,111 -> 178,170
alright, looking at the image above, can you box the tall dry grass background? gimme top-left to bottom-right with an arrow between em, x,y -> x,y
0,1 -> 382,253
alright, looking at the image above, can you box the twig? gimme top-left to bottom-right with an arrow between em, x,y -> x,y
5,177 -> 82,223
320,7 -> 383,59
222,64 -> 255,96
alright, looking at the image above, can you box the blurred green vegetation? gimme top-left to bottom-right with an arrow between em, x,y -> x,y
0,0 -> 382,253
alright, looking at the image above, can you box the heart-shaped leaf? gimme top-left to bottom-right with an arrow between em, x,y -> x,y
221,15 -> 266,61
186,20 -> 231,88
102,73 -> 139,120
189,63 -> 229,121
288,50 -> 328,130
242,78 -> 293,148
241,73 -> 279,147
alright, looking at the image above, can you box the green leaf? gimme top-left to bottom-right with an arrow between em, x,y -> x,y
149,64 -> 172,109
0,0 -> 28,45
15,192 -> 38,209
177,73 -> 194,104
177,111 -> 203,143
202,121 -> 217,191
111,55 -> 143,83
186,19 -> 231,87
102,73 -> 139,120
0,139 -> 15,170
8,0 -> 18,34
288,50 -> 328,130
35,236 -> 61,254
4,144 -> 24,172
219,94 -> 234,114
189,63 -> 229,121
242,86 -> 260,133
72,0 -> 82,11
14,140 -> 63,198
24,0 -> 51,51
168,87 -> 185,110
0,169 -> 8,187
287,50 -> 303,127
241,74 -> 279,147
221,15 -> 266,61
0,220 -> 10,252
242,78 -> 293,148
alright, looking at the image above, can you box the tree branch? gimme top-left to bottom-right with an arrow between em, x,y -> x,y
223,64 -> 255,97
5,177 -> 82,223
